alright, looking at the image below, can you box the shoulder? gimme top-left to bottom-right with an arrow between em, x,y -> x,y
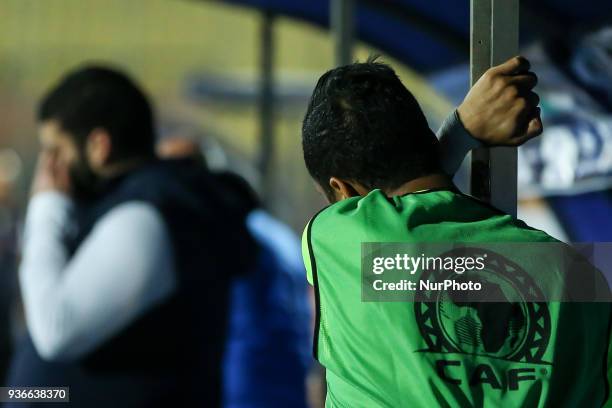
302,192 -> 389,268
308,190 -> 390,230
248,209 -> 303,271
92,201 -> 169,241
248,210 -> 297,244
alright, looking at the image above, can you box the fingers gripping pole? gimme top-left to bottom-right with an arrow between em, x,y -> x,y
470,0 -> 519,216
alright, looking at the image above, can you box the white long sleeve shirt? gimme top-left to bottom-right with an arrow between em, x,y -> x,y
20,192 -> 176,361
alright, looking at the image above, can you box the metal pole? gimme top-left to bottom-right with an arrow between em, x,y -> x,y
331,0 -> 354,66
258,11 -> 275,204
469,0 -> 519,216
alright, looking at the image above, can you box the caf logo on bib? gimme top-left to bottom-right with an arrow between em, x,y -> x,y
414,247 -> 551,364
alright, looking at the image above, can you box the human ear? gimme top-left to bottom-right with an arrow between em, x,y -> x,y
329,177 -> 369,200
86,128 -> 112,170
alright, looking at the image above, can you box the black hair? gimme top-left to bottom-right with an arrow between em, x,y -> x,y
38,65 -> 155,162
301,58 -> 441,199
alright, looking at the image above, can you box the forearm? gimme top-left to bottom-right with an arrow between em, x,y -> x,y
19,192 -> 75,359
19,198 -> 177,361
437,109 -> 482,177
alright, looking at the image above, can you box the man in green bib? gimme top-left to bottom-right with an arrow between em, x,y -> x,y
300,57 -> 612,407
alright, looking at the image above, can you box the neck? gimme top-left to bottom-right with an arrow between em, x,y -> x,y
385,173 -> 454,197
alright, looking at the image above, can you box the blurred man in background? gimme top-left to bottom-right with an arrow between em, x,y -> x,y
5,66 -> 257,407
158,137 -> 312,408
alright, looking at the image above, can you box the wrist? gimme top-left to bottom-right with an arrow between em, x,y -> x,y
455,105 -> 481,143
446,109 -> 483,150
24,192 -> 74,239
436,109 -> 482,176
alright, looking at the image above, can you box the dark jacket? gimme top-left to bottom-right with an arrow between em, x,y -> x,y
5,159 -> 257,408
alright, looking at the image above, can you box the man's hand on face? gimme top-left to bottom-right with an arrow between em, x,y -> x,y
30,149 -> 71,197
457,56 -> 543,147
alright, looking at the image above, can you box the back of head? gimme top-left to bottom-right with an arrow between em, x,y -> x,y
38,65 -> 155,162
302,59 -> 441,200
